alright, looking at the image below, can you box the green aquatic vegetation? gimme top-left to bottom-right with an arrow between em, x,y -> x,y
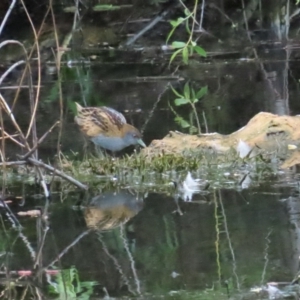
62,150 -> 205,176
0,146 -> 281,194
48,266 -> 97,300
167,0 -> 206,65
170,82 -> 208,134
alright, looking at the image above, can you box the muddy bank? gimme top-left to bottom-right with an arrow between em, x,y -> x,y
145,112 -> 300,168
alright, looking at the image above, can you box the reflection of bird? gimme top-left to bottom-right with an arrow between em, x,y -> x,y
84,190 -> 144,231
74,102 -> 146,152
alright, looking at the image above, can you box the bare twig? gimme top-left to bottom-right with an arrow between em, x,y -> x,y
0,94 -> 27,144
45,230 -> 91,268
20,121 -> 60,160
50,0 -> 65,163
0,0 -> 17,36
0,129 -> 24,148
290,8 -> 300,21
0,161 -> 27,166
36,167 -> 50,198
27,158 -> 88,190
11,5 -> 51,111
125,2 -> 179,46
199,0 -> 205,31
141,84 -> 170,134
0,60 -> 26,85
202,111 -> 208,133
27,59 -> 38,159
0,101 -> 6,195
34,200 -> 50,269
0,85 -> 42,90
19,0 -> 42,139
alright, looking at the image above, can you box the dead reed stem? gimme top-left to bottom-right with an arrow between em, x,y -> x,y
20,121 -> 60,160
50,0 -> 65,162
0,3 -> 87,193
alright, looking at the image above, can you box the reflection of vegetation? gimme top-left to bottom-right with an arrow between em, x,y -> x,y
62,151 -> 204,178
135,215 -> 179,293
170,82 -> 208,134
48,267 -> 97,300
165,288 -> 230,300
55,148 -> 278,192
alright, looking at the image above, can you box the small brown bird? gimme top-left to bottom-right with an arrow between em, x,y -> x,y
74,102 -> 146,152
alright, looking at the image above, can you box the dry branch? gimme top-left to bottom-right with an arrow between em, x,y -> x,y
0,161 -> 27,166
0,4 -> 88,193
27,158 -> 88,190
20,121 -> 60,160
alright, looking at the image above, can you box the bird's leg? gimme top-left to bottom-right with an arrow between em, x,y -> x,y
82,138 -> 90,160
94,145 -> 106,158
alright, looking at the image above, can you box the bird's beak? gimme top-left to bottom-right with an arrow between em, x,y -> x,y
137,139 -> 146,148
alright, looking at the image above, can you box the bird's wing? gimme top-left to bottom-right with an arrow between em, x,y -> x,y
101,107 -> 127,126
75,106 -> 127,138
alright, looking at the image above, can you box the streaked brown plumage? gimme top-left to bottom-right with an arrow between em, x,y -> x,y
74,102 -> 146,152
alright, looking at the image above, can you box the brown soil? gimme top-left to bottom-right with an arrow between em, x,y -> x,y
144,112 -> 300,168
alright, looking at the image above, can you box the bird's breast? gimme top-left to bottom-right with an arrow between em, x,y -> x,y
91,135 -> 128,152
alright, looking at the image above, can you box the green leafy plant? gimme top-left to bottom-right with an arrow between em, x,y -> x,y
92,4 -> 132,11
167,0 -> 207,64
170,82 -> 208,134
92,4 -> 121,11
48,267 -> 97,300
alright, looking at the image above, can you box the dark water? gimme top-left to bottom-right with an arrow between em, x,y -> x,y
3,178 -> 300,299
2,28 -> 300,299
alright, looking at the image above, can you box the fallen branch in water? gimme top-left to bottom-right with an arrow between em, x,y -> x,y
27,157 -> 88,190
0,161 -> 26,166
124,1 -> 179,46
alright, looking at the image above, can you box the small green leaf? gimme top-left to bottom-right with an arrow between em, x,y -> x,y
92,4 -> 120,11
191,88 -> 196,102
191,88 -> 195,98
175,98 -> 189,106
177,17 -> 185,24
189,125 -> 198,134
191,41 -> 196,47
194,45 -> 207,57
184,8 -> 190,16
175,116 -> 190,128
196,86 -> 208,99
170,85 -> 183,98
182,47 -> 189,64
183,82 -> 190,100
185,21 -> 191,34
180,119 -> 190,128
170,20 -> 178,27
170,17 -> 185,27
169,49 -> 182,65
172,41 -> 186,49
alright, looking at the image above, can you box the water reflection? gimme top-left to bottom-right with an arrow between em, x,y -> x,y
84,189 -> 144,231
174,171 -> 209,202
0,183 -> 299,298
